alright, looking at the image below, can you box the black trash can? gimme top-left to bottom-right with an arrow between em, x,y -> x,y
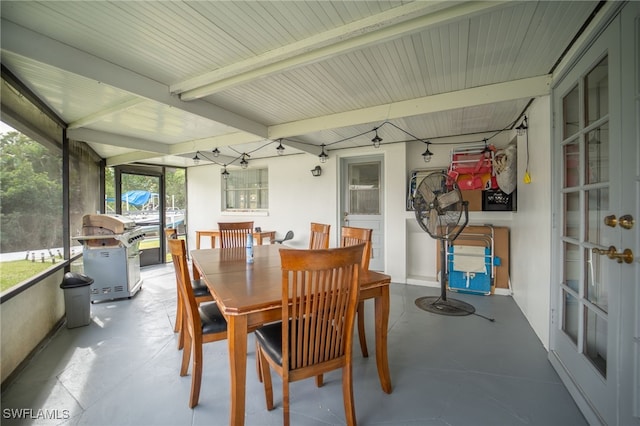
60,272 -> 94,328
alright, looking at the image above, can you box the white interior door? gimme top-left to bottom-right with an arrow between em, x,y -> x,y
550,4 -> 639,424
341,156 -> 384,271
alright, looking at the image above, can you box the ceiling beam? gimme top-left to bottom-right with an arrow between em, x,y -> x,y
1,19 -> 268,139
177,1 -> 508,100
68,97 -> 146,129
269,75 -> 551,139
106,151 -> 168,167
68,128 -> 171,154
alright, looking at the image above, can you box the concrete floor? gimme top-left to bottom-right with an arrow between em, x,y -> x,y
1,263 -> 587,426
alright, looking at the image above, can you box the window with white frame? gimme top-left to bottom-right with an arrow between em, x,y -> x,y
222,168 -> 268,211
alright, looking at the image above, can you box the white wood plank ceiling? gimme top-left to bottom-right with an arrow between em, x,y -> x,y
0,1 -> 601,168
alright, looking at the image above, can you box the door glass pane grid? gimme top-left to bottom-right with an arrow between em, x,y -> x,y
584,306 -> 607,377
559,55 -> 610,371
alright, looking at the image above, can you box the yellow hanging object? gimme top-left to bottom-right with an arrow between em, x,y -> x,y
523,171 -> 531,184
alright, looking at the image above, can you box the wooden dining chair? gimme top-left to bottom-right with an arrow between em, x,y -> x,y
168,238 -> 228,408
166,229 -> 213,350
218,221 -> 254,248
340,226 -> 373,358
255,243 -> 365,426
309,222 -> 330,249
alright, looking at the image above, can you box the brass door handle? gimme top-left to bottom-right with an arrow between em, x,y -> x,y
592,246 -> 634,264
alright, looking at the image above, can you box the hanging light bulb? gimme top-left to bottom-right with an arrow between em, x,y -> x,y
516,116 -> 528,136
212,147 -> 220,157
221,165 -> 229,179
371,129 -> 382,148
276,140 -> 285,155
192,152 -> 201,165
421,142 -> 434,163
318,144 -> 328,163
240,154 -> 249,169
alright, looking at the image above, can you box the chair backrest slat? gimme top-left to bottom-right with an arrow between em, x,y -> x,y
218,221 -> 254,248
340,226 -> 373,271
168,239 -> 200,333
280,244 -> 364,371
309,222 -> 330,249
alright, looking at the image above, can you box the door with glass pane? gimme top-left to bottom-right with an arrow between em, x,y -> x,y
116,166 -> 164,267
341,156 -> 384,271
550,7 -> 639,424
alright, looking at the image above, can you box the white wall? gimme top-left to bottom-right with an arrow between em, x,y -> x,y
187,114 -> 554,348
1,270 -> 66,383
510,96 -> 553,348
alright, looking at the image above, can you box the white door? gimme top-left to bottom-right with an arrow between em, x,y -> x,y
341,156 -> 384,271
550,4 -> 639,425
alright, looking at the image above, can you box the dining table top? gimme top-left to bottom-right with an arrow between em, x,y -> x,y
191,244 -> 391,316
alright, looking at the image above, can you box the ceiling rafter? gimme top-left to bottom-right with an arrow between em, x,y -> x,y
176,1 -> 508,100
68,128 -> 171,154
0,18 -> 268,139
68,97 -> 146,129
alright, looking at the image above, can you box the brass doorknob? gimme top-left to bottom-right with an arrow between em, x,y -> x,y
604,215 -> 618,227
592,246 -> 634,264
618,215 -> 634,230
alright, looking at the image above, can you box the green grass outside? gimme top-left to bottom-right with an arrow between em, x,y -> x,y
1,238 -> 173,293
0,260 -> 60,292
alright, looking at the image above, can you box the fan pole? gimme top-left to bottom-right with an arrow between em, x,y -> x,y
440,240 -> 448,301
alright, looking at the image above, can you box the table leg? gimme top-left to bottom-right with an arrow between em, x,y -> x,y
228,315 -> 248,426
374,286 -> 392,394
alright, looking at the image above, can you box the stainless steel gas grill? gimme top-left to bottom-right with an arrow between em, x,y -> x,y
74,214 -> 145,302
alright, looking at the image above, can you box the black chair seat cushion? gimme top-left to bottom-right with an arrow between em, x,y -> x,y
255,322 -> 285,366
191,279 -> 211,298
198,302 -> 227,334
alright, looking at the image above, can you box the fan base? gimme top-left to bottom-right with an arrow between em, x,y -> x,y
415,296 -> 475,316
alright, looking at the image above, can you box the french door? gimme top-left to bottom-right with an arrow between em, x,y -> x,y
550,3 -> 639,425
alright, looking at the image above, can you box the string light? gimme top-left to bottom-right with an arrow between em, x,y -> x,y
319,144 -> 328,163
240,154 -> 249,169
421,142 -> 434,163
371,128 -> 382,148
516,116 -> 528,136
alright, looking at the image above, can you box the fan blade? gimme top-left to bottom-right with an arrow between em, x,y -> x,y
417,182 -> 436,204
436,189 -> 461,209
427,207 -> 439,236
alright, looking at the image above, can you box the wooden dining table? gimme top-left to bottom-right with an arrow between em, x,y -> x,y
191,244 -> 393,426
